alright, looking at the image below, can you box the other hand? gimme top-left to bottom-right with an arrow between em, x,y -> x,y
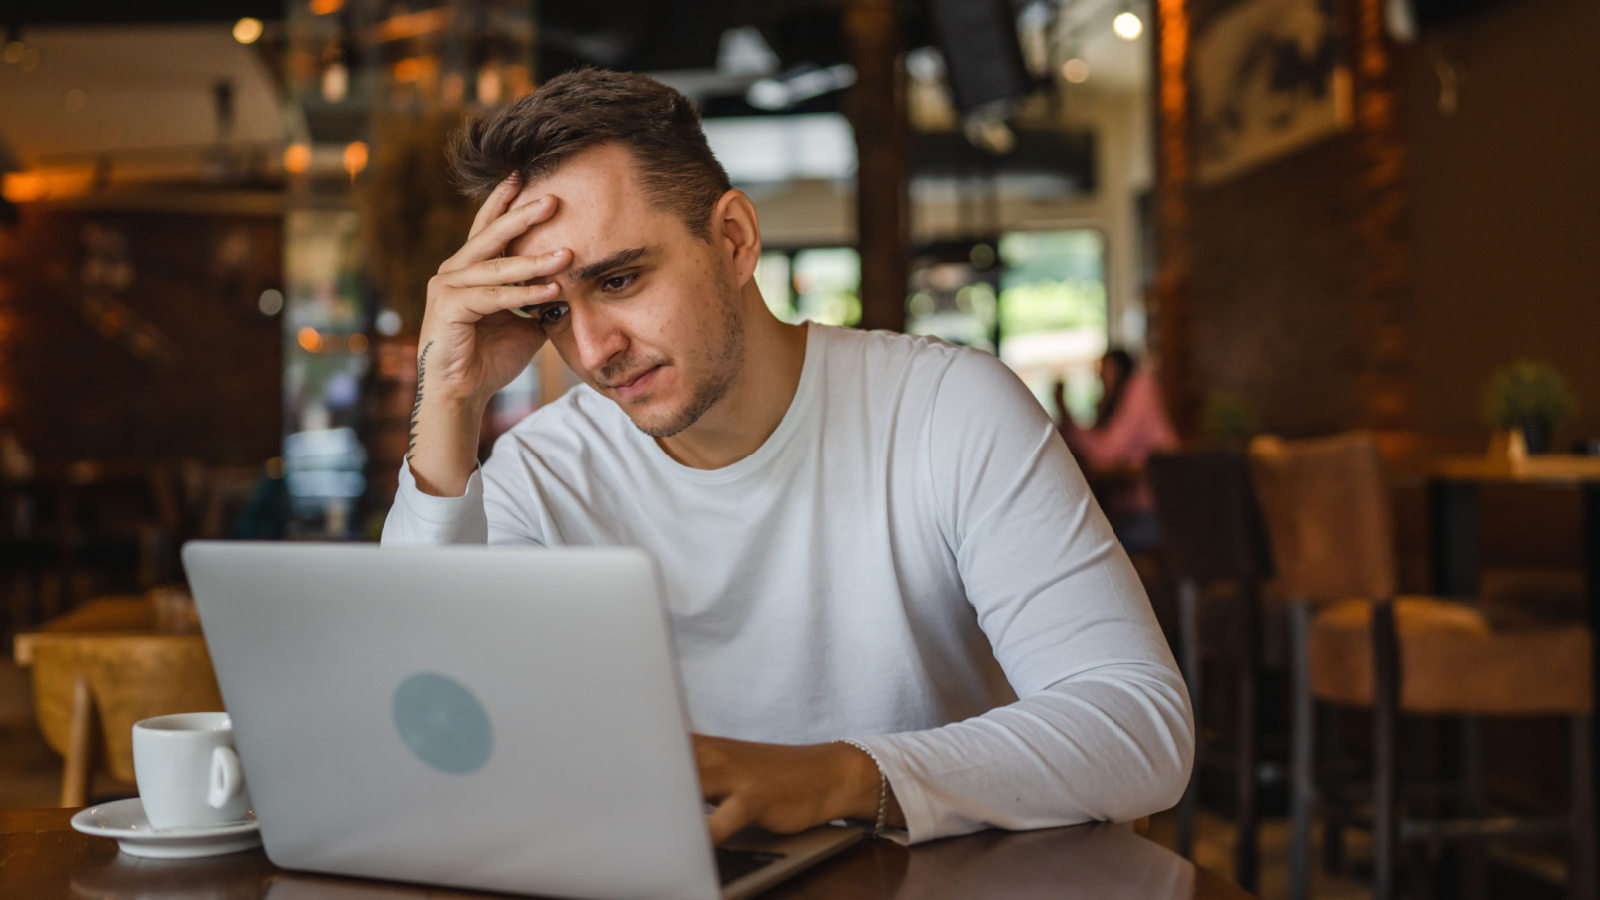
694,734 -> 904,845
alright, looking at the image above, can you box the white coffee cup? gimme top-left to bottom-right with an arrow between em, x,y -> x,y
132,712 -> 252,831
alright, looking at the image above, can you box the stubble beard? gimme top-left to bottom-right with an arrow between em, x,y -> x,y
627,274 -> 746,440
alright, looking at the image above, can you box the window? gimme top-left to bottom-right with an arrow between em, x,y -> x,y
793,248 -> 862,327
760,233 -> 1109,429
755,252 -> 798,323
996,230 -> 1109,424
906,247 -> 998,353
757,247 -> 862,328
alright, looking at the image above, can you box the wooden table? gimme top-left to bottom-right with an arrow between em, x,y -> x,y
1426,454 -> 1600,598
1425,453 -> 1600,876
0,807 -> 1256,899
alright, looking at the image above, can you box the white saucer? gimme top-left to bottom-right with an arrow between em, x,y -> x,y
71,797 -> 262,859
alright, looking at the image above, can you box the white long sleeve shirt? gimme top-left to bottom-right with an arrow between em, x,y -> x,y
382,323 -> 1193,844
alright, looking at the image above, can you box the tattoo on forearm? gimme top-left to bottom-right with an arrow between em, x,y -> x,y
406,341 -> 433,461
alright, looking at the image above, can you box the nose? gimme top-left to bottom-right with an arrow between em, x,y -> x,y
568,304 -> 629,376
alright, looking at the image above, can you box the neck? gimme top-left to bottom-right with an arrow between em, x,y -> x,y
655,287 -> 808,470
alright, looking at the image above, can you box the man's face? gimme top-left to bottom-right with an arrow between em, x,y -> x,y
504,143 -> 744,438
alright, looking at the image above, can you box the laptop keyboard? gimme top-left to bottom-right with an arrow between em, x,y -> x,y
716,847 -> 785,885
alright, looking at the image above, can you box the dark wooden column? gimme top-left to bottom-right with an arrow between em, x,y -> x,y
845,0 -> 909,333
1151,0 -> 1195,433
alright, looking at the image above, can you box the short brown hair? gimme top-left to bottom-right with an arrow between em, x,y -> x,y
450,68 -> 732,239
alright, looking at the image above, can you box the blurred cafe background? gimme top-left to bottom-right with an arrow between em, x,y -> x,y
0,0 -> 1596,897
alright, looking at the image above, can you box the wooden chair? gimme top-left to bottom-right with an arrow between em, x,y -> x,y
18,596 -> 223,807
1250,433 -> 1596,900
1147,450 -> 1277,892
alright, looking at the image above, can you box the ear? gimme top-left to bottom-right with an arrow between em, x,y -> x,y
711,189 -> 762,287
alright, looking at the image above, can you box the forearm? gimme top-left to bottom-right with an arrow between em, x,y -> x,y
854,662 -> 1193,844
405,339 -> 490,498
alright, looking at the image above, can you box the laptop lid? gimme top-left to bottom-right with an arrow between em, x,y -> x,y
183,541 -> 721,900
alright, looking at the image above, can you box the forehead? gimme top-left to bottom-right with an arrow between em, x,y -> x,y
504,143 -> 682,260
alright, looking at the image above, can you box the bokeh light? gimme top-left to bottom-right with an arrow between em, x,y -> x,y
343,141 -> 369,178
233,18 -> 265,45
258,289 -> 285,316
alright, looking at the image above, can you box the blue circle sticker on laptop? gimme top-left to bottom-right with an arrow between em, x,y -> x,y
392,672 -> 494,774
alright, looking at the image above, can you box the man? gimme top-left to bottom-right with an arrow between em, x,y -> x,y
384,68 -> 1192,846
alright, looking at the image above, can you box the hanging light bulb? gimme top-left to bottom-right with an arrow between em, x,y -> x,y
1062,57 -> 1090,83
1113,10 -> 1144,40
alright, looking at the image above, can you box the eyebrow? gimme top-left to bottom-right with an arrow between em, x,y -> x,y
572,246 -> 654,284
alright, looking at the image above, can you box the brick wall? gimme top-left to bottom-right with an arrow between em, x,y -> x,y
1154,0 -> 1414,444
0,205 -> 282,464
1153,0 -> 1599,451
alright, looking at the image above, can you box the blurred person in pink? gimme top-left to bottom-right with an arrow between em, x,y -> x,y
1055,349 -> 1178,551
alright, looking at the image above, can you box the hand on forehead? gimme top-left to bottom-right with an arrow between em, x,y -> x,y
501,144 -> 664,268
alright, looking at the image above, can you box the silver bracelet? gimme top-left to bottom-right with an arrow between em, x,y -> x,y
837,739 -> 888,836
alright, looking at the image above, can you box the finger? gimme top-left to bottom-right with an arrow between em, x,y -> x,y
467,174 -> 520,240
442,194 -> 560,272
444,195 -> 552,273
448,283 -> 561,321
441,248 -> 572,289
706,794 -> 753,846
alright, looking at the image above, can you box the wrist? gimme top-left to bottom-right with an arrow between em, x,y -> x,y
418,387 -> 487,422
830,740 -> 887,827
408,393 -> 486,497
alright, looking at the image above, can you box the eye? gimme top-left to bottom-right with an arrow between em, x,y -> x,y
602,273 -> 637,292
538,303 -> 569,326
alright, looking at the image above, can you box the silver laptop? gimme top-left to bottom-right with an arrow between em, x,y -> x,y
182,541 -> 861,900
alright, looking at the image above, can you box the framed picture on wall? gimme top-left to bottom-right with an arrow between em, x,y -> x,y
1191,0 -> 1353,184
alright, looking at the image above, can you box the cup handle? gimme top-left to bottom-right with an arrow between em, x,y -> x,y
208,746 -> 244,809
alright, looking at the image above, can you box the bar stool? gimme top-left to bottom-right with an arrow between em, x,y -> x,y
1147,450 -> 1276,892
1249,433 -> 1596,900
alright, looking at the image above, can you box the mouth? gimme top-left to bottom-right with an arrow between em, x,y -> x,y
609,365 -> 662,400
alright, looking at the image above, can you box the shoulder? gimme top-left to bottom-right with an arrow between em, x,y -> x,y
815,324 -> 1048,447
816,322 -> 961,366
820,324 -> 1021,390
812,323 -> 970,391
813,323 -> 1041,424
918,337 -> 1045,426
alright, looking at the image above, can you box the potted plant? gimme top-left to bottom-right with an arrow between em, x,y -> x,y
1482,360 -> 1578,455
